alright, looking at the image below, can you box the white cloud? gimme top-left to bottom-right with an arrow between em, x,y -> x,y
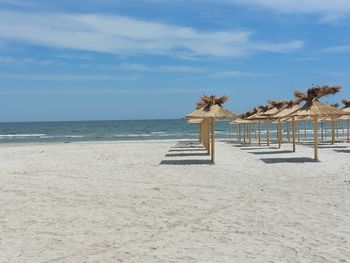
0,87 -> 207,95
210,70 -> 273,78
320,45 -> 350,53
0,73 -> 138,81
118,63 -> 205,72
222,0 -> 350,15
0,56 -> 54,65
0,11 -> 302,58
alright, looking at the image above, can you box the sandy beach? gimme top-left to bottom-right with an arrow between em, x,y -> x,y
1,140 -> 350,262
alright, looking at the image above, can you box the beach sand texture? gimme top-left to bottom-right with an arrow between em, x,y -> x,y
0,140 -> 350,262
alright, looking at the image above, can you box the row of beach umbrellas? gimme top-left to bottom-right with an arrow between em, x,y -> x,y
230,85 -> 350,160
186,85 -> 350,163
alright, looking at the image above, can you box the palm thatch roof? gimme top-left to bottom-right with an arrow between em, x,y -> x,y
292,100 -> 344,117
272,100 -> 301,119
260,100 -> 289,117
229,117 -> 255,124
292,85 -> 345,117
187,95 -> 235,119
246,105 -> 273,120
342,99 -> 350,109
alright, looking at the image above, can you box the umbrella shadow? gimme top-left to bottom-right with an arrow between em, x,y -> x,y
248,150 -> 293,155
165,153 -> 209,157
240,147 -> 278,151
160,159 -> 213,165
172,146 -> 204,149
317,145 -> 349,149
260,157 -> 319,164
169,149 -> 207,152
334,149 -> 350,153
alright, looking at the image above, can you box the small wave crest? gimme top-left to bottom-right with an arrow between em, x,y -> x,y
0,134 -> 46,138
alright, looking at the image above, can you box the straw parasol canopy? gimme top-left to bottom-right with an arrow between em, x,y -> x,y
272,99 -> 302,119
186,95 -> 235,163
260,100 -> 289,117
246,104 -> 272,120
292,85 -> 344,117
338,99 -> 350,120
291,85 -> 343,160
187,95 -> 235,119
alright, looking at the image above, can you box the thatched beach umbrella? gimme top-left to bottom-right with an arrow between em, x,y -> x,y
272,99 -> 302,149
291,85 -> 344,160
187,95 -> 235,163
247,104 -> 274,145
339,99 -> 350,142
187,118 -> 203,143
229,115 -> 256,144
260,100 -> 289,146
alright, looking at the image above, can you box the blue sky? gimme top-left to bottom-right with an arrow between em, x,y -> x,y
0,0 -> 350,122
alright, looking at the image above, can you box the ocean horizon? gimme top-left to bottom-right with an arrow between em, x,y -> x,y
0,118 -> 326,143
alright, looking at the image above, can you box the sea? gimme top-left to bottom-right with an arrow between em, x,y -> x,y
0,119 -> 340,144
0,119 -> 231,143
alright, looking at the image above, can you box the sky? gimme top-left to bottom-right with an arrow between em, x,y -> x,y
0,0 -> 350,122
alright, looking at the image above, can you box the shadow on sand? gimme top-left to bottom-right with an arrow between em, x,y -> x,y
316,145 -> 349,149
248,150 -> 293,155
334,149 -> 350,153
168,149 -> 207,152
240,147 -> 278,151
160,159 -> 213,165
260,157 -> 319,164
165,152 -> 209,157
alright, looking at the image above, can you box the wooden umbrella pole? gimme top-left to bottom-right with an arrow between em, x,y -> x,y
243,124 -> 246,143
254,124 -> 257,139
228,122 -> 231,140
336,120 -> 339,139
321,122 -> 324,141
249,124 -> 252,144
211,117 -> 215,163
297,120 -> 301,143
292,116 -> 296,152
202,119 -> 208,149
313,116 -> 319,160
334,120 -> 339,139
276,122 -> 279,146
348,119 -> 350,143
199,123 -> 202,143
258,120 -> 261,145
278,118 -> 282,148
207,119 -> 210,153
205,121 -> 208,149
331,117 -> 335,145
238,124 -> 241,142
266,119 -> 270,146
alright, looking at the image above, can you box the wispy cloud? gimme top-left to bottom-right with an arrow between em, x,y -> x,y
118,63 -> 206,73
0,56 -> 54,65
0,0 -> 35,6
0,10 -> 303,58
0,73 -> 139,81
221,0 -> 350,19
320,45 -> 350,53
210,70 -> 273,78
0,87 -> 210,95
293,57 -> 320,61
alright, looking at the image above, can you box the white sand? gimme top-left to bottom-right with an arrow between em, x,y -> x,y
0,140 -> 350,262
